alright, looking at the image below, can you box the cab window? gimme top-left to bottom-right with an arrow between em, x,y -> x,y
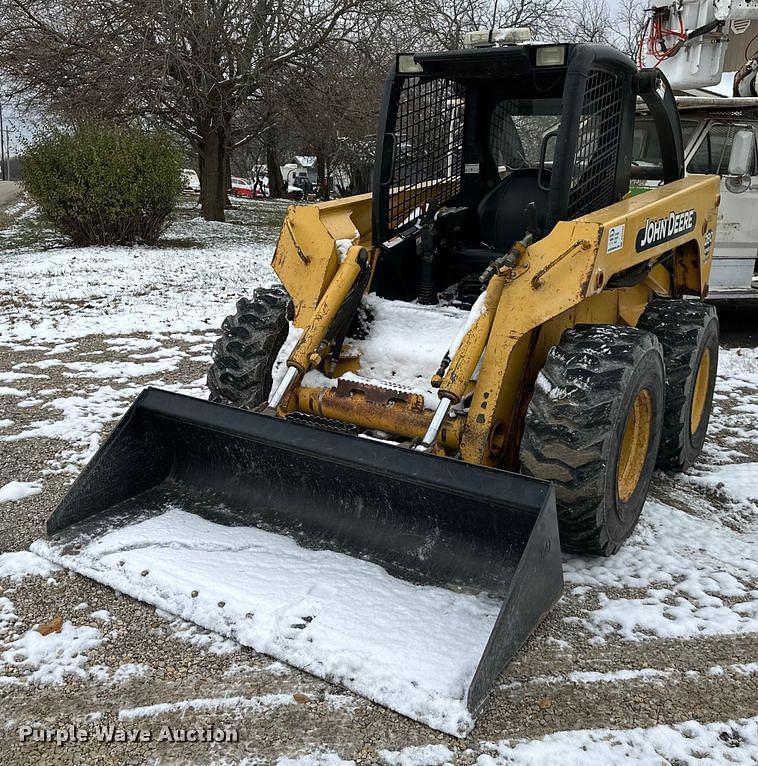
687,122 -> 758,175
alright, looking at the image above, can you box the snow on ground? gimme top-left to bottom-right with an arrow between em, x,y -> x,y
689,462 -> 757,509
118,693 -> 297,721
2,199 -> 758,759
0,481 -> 43,503
159,611 -> 239,656
477,716 -> 758,765
379,744 -> 455,765
2,620 -> 104,685
0,207 -> 283,345
0,551 -> 60,581
275,753 -> 356,766
33,506 -> 498,736
563,499 -> 758,640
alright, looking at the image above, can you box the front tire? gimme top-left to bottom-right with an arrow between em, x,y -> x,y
207,286 -> 290,409
519,325 -> 665,555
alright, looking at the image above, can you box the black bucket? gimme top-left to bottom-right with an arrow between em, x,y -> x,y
40,387 -> 563,735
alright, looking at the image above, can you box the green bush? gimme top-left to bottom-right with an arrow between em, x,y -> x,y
23,124 -> 183,246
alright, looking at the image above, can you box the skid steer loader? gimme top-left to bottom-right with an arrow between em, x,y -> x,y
36,42 -> 720,736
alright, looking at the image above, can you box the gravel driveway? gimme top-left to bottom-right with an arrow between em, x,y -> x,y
1,197 -> 757,765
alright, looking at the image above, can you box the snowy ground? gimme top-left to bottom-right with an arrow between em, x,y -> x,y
1,195 -> 757,764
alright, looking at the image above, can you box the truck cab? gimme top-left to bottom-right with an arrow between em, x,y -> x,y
634,97 -> 758,301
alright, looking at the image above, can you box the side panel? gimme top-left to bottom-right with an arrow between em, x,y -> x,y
457,174 -> 720,466
271,194 -> 373,326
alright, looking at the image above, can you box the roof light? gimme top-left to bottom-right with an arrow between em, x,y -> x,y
463,27 -> 532,48
535,45 -> 566,67
397,54 -> 424,74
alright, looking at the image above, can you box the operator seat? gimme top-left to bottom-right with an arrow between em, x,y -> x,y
458,169 -> 550,265
478,168 -> 550,250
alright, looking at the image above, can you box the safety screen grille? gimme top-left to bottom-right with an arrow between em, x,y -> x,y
388,76 -> 465,233
567,69 -> 624,218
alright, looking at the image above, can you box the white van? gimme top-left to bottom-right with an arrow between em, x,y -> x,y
181,169 -> 201,193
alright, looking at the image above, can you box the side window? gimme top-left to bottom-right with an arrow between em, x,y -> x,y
488,99 -> 561,179
687,123 -> 758,175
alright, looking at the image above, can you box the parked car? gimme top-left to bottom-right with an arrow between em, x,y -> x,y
230,177 -> 254,198
181,169 -> 200,192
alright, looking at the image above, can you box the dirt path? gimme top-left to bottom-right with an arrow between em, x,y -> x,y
0,180 -> 21,208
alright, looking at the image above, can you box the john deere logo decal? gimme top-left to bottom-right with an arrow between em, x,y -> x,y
636,209 -> 696,252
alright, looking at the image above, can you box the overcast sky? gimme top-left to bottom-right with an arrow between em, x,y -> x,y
1,96 -> 34,157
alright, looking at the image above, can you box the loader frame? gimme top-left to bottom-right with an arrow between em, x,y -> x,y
272,44 -> 720,468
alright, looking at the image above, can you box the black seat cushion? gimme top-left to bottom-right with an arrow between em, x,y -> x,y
477,169 -> 550,252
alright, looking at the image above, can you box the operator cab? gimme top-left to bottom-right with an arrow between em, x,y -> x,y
370,41 -> 684,305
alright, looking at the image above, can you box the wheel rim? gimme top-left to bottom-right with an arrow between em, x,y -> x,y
690,348 -> 711,435
617,388 -> 652,503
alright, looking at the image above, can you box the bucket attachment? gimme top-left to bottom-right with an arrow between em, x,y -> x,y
35,388 -> 563,736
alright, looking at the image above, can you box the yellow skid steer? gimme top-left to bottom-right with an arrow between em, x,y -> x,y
36,42 -> 720,735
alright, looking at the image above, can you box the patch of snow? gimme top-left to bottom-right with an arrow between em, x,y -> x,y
335,237 -> 358,263
223,660 -> 291,678
104,337 -> 161,350
0,212 -> 280,344
119,693 -> 295,720
2,384 -> 143,472
0,481 -> 43,503
33,507 -> 499,736
564,500 -> 758,640
476,716 -> 758,765
280,296 -> 478,409
325,693 -> 359,711
60,359 -> 181,380
111,663 -> 151,683
0,386 -> 26,397
89,609 -> 112,623
0,418 -> 14,428
347,295 -> 473,409
18,398 -> 44,408
2,621 -> 103,685
166,615 -> 239,656
534,371 -> 569,401
276,754 -> 356,766
379,745 -> 454,766
502,667 -> 672,690
0,371 -> 48,381
687,462 -> 758,510
0,551 -> 59,581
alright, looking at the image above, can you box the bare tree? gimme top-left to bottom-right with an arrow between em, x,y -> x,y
0,0 -> 375,220
405,0 -> 564,51
611,0 -> 646,60
561,0 -> 613,44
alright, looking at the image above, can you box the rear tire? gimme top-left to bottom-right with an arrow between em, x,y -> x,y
519,325 -> 665,556
207,286 -> 290,409
637,300 -> 718,471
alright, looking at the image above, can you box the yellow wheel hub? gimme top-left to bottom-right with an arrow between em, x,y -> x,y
617,389 -> 652,503
690,348 -> 711,435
